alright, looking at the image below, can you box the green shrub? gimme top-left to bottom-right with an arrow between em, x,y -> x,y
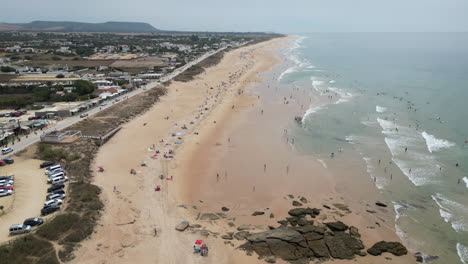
36,213 -> 80,241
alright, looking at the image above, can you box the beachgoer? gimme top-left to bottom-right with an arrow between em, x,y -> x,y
217,173 -> 219,182
113,186 -> 116,192
264,164 -> 266,172
456,163 -> 459,167
331,153 -> 335,158
405,147 -> 408,152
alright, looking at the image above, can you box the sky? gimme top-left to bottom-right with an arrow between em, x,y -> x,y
2,0 -> 468,33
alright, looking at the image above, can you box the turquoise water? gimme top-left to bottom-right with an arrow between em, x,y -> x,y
280,33 -> 468,263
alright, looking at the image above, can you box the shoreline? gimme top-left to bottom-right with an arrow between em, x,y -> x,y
70,36 -> 415,264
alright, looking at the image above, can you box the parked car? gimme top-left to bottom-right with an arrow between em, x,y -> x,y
2,158 -> 14,164
100,102 -> 107,106
80,113 -> 88,118
41,205 -> 60,216
1,147 -> 13,155
9,224 -> 31,235
49,189 -> 65,196
47,183 -> 65,193
44,199 -> 63,207
0,160 -> 5,167
23,218 -> 44,227
8,119 -> 16,123
45,164 -> 62,174
48,172 -> 65,180
0,179 -> 13,185
46,193 -> 66,200
49,176 -> 68,184
0,185 -> 13,190
0,189 -> 13,196
40,161 -> 55,168
46,168 -> 64,176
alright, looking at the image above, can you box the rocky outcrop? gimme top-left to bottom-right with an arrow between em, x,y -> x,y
239,214 -> 366,263
367,241 -> 408,256
287,207 -> 320,218
199,213 -> 220,221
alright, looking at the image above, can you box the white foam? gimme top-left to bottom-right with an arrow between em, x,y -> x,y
278,66 -> 298,81
328,87 -> 353,104
302,106 -> 322,123
317,159 -> 327,168
376,105 -> 387,113
457,243 -> 468,264
431,193 -> 468,233
421,131 -> 455,153
463,177 -> 468,188
329,80 -> 336,84
377,118 -> 441,186
307,65 -> 316,69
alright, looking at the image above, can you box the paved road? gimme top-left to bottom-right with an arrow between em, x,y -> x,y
2,47 -> 227,157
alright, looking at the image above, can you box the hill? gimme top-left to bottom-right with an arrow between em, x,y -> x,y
0,21 -> 160,33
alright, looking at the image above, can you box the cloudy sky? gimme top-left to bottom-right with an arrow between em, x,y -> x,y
2,0 -> 468,32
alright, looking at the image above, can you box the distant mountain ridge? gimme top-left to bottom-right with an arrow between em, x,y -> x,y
0,21 -> 160,33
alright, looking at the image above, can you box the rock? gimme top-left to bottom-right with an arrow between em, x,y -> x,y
222,233 -> 233,240
324,221 -> 349,232
356,251 -> 367,256
237,224 -> 253,231
264,256 -> 277,263
245,227 -> 304,244
199,213 -> 220,221
415,252 -> 424,262
333,203 -> 352,213
234,231 -> 250,240
221,206 -> 230,212
300,197 -> 308,203
307,239 -> 330,258
349,226 -> 361,237
297,218 -> 313,226
200,230 -> 210,237
287,207 -> 320,218
252,211 -> 265,216
366,209 -> 377,214
367,241 -> 408,256
292,201 -> 303,206
375,202 -> 388,207
286,217 -> 299,226
323,204 -> 331,209
228,222 -> 235,227
277,220 -> 288,226
324,234 -> 355,259
269,213 -> 274,218
190,224 -> 202,228
175,221 -> 189,231
287,194 -> 294,199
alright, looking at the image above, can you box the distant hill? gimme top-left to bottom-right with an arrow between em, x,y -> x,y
0,21 -> 160,33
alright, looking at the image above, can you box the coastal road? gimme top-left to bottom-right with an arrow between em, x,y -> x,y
2,47 -> 228,157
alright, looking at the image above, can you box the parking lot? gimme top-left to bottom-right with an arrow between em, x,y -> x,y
0,157 -> 48,242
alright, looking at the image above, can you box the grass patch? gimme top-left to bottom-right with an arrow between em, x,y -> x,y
0,235 -> 59,264
36,213 -> 81,241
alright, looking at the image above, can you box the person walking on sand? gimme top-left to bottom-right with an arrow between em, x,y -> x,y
286,165 -> 289,174
217,173 -> 219,182
264,164 -> 266,172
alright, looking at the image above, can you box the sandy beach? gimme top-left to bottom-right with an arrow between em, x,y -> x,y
71,36 -> 415,264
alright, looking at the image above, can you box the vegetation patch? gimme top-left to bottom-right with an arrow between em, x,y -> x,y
0,235 -> 59,264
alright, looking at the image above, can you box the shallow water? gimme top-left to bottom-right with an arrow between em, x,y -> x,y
280,33 -> 468,263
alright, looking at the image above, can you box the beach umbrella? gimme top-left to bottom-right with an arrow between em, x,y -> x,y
98,166 -> 104,169
141,161 -> 147,164
195,240 -> 203,245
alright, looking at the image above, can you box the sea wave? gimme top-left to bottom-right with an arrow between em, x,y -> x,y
431,193 -> 468,233
421,131 -> 455,153
317,159 -> 327,168
463,177 -> 468,188
457,243 -> 468,264
377,118 -> 441,186
302,106 -> 323,123
329,80 -> 336,84
328,87 -> 353,104
376,105 -> 387,113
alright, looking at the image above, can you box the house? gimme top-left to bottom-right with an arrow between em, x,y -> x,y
5,45 -> 21,53
93,87 -> 119,96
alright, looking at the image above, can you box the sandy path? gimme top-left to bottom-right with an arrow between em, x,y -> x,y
71,38 -> 285,264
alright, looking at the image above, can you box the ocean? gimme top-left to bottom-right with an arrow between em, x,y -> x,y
279,33 -> 468,263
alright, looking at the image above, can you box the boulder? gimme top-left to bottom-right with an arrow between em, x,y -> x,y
375,202 -> 388,207
349,226 -> 361,237
292,201 -> 303,206
234,231 -> 250,240
190,224 -> 201,228
300,197 -> 308,203
307,239 -> 330,258
237,224 -> 253,231
222,233 -> 233,240
324,234 -> 355,259
221,206 -> 230,212
367,241 -> 408,256
199,213 -> 220,221
175,221 -> 189,231
265,238 -> 305,261
288,207 -> 320,218
297,218 -> 313,226
264,256 -> 277,263
277,220 -> 288,226
325,221 -> 349,232
245,227 -> 304,244
269,213 -> 274,218
252,211 -> 265,216
323,205 -> 331,209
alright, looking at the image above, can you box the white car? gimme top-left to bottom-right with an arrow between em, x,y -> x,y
46,168 -> 64,176
0,179 -> 14,185
0,189 -> 13,197
49,176 -> 69,184
44,199 -> 63,207
1,147 -> 13,155
47,193 -> 66,200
